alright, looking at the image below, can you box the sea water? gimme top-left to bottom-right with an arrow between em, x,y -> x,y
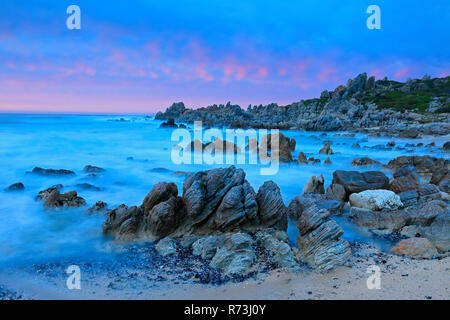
0,113 -> 447,267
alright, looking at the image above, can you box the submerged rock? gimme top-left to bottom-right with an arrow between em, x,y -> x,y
350,157 -> 381,166
4,182 -> 25,192
29,167 -> 75,176
86,201 -> 108,214
383,155 -> 449,175
319,141 -> 333,155
82,165 -> 105,173
41,189 -> 86,209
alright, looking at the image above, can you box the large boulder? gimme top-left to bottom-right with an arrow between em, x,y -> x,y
350,207 -> 410,232
256,181 -> 288,230
389,165 -> 420,194
349,190 -> 403,211
155,237 -> 177,256
332,170 -> 389,199
4,182 -> 25,192
302,174 -> 325,195
430,167 -> 450,193
297,218 -> 351,271
326,183 -> 347,202
102,205 -> 142,240
390,237 -> 438,259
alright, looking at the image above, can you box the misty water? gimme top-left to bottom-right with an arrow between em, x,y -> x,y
0,114 -> 448,268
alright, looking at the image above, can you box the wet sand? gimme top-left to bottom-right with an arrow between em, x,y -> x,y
1,243 -> 448,300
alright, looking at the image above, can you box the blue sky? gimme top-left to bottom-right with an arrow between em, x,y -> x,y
0,0 -> 448,112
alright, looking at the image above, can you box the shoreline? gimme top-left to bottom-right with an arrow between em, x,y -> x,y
1,242 -> 448,300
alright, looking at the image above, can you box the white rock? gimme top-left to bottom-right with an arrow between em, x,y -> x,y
349,189 -> 403,211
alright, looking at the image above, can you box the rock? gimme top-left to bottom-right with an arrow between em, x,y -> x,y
326,184 -> 347,202
179,234 -> 200,248
160,118 -> 178,128
332,170 -> 389,199
423,212 -> 450,252
255,231 -> 298,268
210,248 -> 254,274
192,235 -> 221,259
399,128 -> 419,139
256,181 -> 288,230
390,237 -> 437,259
302,174 -> 325,195
407,200 -> 448,226
260,132 -> 296,152
352,143 -> 361,148
443,142 -> 450,153
417,184 -> 442,202
155,237 -> 177,256
324,157 -> 332,165
319,141 -> 333,155
349,190 -> 403,211
297,152 -> 308,164
82,165 -> 105,173
298,205 -> 333,235
142,182 -> 179,215
36,185 -> 63,201
4,182 -> 24,192
350,207 -> 410,232
86,201 -> 108,214
297,219 -> 351,271
41,189 -> 86,209
75,183 -> 102,191
30,167 -> 75,176
389,165 -> 420,194
350,157 -> 381,166
383,155 -> 449,175
430,167 -> 450,193
144,196 -> 184,238
398,190 -> 419,207
102,205 -> 141,240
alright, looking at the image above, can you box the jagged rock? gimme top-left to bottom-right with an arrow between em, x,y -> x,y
326,183 -> 347,202
319,141 -> 333,155
389,165 -> 421,194
297,152 -> 307,164
349,190 -> 403,211
144,196 -> 184,238
350,157 -> 381,166
30,167 -> 75,176
399,190 -> 419,207
102,205 -> 141,240
41,189 -> 86,209
390,237 -> 437,259
255,231 -> 298,268
383,155 -> 449,174
297,219 -> 351,271
407,200 -> 448,226
298,205 -> 334,235
260,132 -> 296,152
4,182 -> 24,192
155,237 -> 177,256
332,170 -> 389,199
86,201 -> 107,214
36,185 -> 63,201
417,184 -> 442,202
288,193 -> 344,220
160,118 -> 178,128
302,174 -> 325,195
350,207 -> 410,232
82,165 -> 105,173
256,181 -> 288,230
324,157 -> 332,165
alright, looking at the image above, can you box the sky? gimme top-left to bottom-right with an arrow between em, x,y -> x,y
0,0 -> 449,113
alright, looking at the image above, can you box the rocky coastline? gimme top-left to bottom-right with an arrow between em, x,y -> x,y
155,74 -> 450,137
